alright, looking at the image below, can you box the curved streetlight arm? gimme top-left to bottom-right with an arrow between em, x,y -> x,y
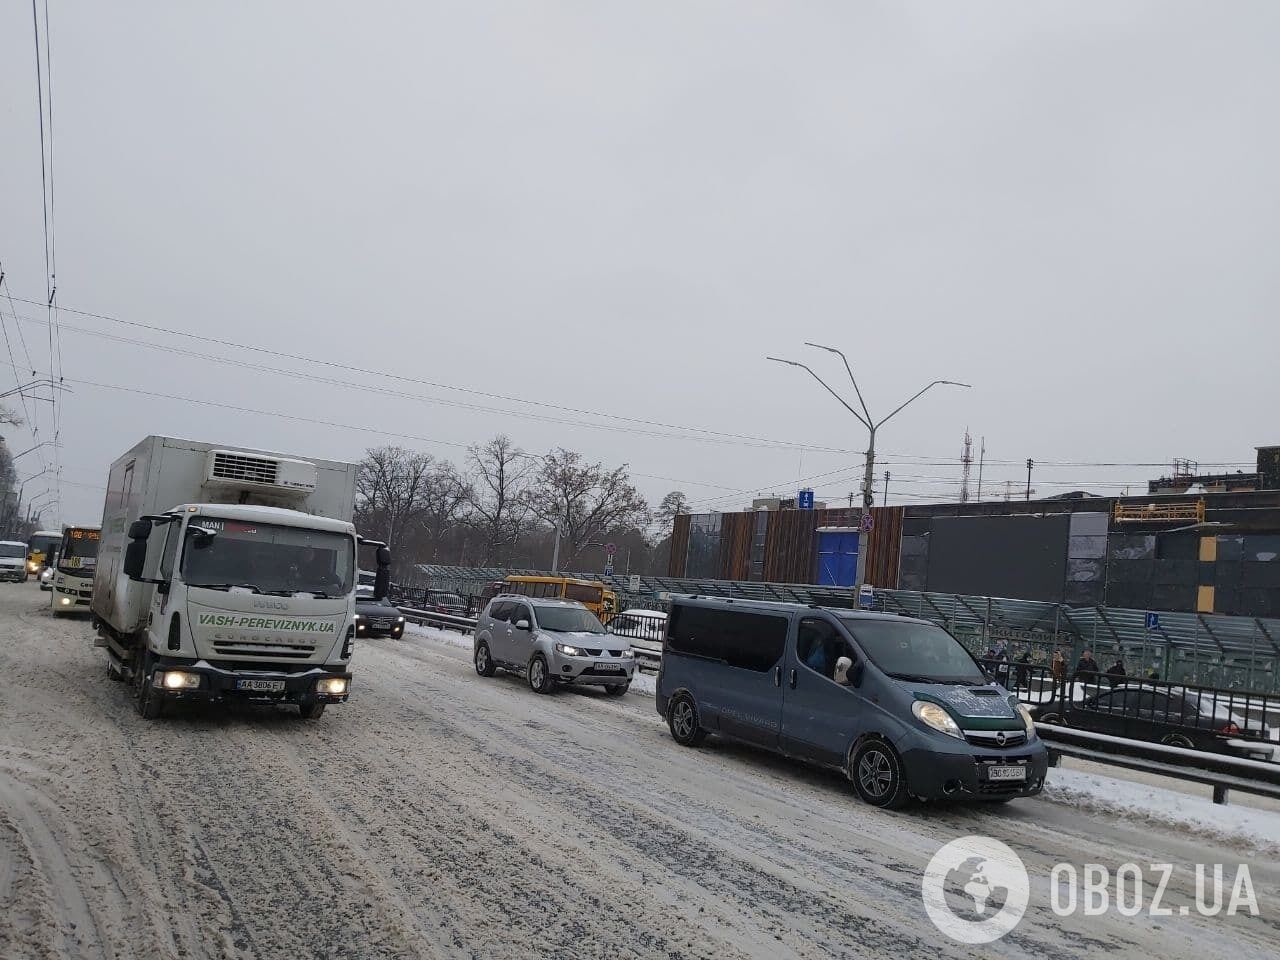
876,380 -> 971,429
766,357 -> 872,430
804,342 -> 874,429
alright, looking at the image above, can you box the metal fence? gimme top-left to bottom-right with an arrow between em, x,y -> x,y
407,565 -> 1280,693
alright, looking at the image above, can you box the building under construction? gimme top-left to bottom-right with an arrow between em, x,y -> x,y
668,445 -> 1280,618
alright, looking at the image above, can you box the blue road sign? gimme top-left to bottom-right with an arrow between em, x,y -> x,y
604,564 -> 614,577
1145,612 -> 1160,631
798,488 -> 815,510
858,584 -> 875,609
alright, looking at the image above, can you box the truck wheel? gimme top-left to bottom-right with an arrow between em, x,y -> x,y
667,693 -> 707,746
132,655 -> 163,720
527,654 -> 553,695
106,658 -> 125,682
850,740 -> 910,810
474,641 -> 496,677
299,702 -> 326,720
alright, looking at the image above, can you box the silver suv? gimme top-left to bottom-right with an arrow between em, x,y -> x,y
474,595 -> 635,696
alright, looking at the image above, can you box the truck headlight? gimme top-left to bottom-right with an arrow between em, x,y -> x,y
912,700 -> 963,740
159,670 -> 201,690
316,676 -> 349,697
59,596 -> 73,606
556,643 -> 583,657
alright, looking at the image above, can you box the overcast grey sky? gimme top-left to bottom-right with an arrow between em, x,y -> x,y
1,1 -> 1277,526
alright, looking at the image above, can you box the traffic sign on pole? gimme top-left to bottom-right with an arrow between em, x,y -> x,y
1145,612 -> 1160,631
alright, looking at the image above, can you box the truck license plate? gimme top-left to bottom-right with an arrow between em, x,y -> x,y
236,678 -> 285,693
986,765 -> 1027,782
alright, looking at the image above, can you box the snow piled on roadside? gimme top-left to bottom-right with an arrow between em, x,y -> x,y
1043,767 -> 1280,854
405,622 -> 657,695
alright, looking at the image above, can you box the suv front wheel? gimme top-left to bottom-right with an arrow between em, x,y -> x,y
475,641 -> 496,677
527,654 -> 554,695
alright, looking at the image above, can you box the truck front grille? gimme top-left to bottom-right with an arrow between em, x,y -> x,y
212,641 -> 315,659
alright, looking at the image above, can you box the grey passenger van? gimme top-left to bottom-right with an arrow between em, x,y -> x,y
655,596 -> 1048,808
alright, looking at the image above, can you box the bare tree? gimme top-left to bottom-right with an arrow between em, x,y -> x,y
652,490 -> 691,538
465,435 -> 535,565
354,446 -> 437,557
527,448 -> 650,562
417,461 -> 472,553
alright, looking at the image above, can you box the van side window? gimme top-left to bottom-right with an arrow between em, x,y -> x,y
668,604 -> 787,672
796,618 -> 856,682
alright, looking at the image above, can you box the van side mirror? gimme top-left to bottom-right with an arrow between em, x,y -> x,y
122,540 -> 148,581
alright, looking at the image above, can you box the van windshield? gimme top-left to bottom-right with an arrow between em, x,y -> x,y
534,606 -> 606,634
182,519 -> 354,597
837,616 -> 986,685
0,543 -> 26,559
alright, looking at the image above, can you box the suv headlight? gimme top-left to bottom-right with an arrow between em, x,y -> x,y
556,643 -> 584,657
912,700 -> 963,740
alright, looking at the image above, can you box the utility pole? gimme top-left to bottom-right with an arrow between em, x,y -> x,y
975,437 -> 985,502
768,344 -> 970,590
847,492 -> 855,509
1025,459 -> 1034,501
959,429 -> 973,503
1004,480 -> 1012,502
882,471 -> 890,507
551,523 -> 561,572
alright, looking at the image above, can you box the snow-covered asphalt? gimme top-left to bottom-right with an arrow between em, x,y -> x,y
1,584 -> 1277,959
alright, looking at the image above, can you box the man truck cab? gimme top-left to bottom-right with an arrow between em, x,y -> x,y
51,525 -> 100,614
656,596 -> 1048,808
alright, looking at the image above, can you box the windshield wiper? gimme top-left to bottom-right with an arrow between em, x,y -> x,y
888,672 -> 943,683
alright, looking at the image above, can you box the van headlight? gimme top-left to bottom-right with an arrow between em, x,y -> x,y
1013,700 -> 1037,739
912,700 -> 963,740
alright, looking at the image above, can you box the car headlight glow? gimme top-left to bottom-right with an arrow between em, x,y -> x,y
59,597 -> 72,605
316,676 -> 349,696
160,670 -> 200,690
912,700 -> 963,740
556,643 -> 583,657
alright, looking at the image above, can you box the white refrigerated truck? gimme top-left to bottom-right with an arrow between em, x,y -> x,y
91,436 -> 390,719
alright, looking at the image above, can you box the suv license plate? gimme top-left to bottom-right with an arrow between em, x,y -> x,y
594,663 -> 624,673
986,765 -> 1027,782
236,678 -> 286,693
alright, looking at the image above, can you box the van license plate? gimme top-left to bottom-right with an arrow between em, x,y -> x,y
986,765 -> 1026,782
236,678 -> 285,693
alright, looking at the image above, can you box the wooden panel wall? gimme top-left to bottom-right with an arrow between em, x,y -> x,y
764,510 -> 818,583
717,512 -> 754,581
668,513 -> 691,577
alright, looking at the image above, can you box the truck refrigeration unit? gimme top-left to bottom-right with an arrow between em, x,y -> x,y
91,436 -> 390,720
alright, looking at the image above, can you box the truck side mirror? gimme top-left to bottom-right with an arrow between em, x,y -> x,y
122,540 -> 148,581
128,519 -> 152,541
373,565 -> 390,601
376,546 -> 391,567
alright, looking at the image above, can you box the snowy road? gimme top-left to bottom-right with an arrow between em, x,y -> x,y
1,584 -> 1277,960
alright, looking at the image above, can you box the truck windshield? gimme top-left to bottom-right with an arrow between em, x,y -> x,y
836,616 -> 986,685
58,529 -> 101,571
0,543 -> 26,559
181,519 -> 354,597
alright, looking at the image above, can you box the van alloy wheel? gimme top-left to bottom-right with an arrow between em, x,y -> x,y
850,741 -> 909,809
668,694 -> 707,747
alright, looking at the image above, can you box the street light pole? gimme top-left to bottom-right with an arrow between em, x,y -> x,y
1026,459 -> 1034,501
768,345 -> 970,589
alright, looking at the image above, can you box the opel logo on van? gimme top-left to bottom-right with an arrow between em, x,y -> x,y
253,599 -> 289,611
994,731 -> 1007,747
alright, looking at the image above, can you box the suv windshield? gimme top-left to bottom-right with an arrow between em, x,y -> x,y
182,519 -> 355,597
0,543 -> 26,558
837,616 -> 986,685
534,606 -> 606,634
